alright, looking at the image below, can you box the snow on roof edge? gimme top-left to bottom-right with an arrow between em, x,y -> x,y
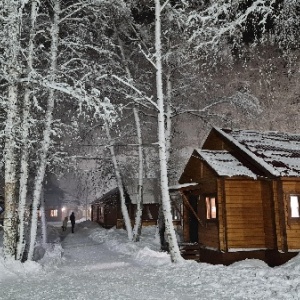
169,183 -> 198,190
196,149 -> 257,179
214,127 -> 280,177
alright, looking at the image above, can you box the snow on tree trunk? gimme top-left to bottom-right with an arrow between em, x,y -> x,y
132,106 -> 144,242
3,0 -> 22,260
17,0 -> 38,261
104,118 -> 133,240
39,192 -> 47,246
27,0 -> 60,261
3,85 -> 18,260
165,70 -> 172,164
116,35 -> 144,241
155,0 -> 183,263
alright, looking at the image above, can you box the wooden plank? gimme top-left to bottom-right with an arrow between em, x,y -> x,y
226,223 -> 263,229
225,196 -> 263,203
226,203 -> 263,209
228,242 -> 267,248
227,233 -> 265,239
227,229 -> 264,236
226,216 -> 264,222
226,211 -> 264,217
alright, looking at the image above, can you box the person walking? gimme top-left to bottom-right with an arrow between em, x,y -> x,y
62,216 -> 68,231
70,212 -> 76,233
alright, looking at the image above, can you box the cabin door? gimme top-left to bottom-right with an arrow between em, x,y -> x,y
189,195 -> 199,243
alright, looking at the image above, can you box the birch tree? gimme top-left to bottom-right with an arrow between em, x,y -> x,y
2,0 -> 22,259
114,29 -> 146,242
16,0 -> 39,261
103,114 -> 133,240
27,0 -> 61,261
154,0 -> 183,263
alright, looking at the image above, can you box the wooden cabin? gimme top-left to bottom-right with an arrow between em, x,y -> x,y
91,182 -> 182,229
43,185 -> 65,222
91,187 -> 132,229
179,127 -> 300,266
126,178 -> 160,226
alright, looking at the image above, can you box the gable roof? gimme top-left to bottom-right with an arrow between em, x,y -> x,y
91,187 -> 131,205
215,128 -> 300,177
197,149 -> 257,178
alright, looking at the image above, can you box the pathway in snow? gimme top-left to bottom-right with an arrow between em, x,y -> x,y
1,222 -> 300,300
0,223 -> 195,300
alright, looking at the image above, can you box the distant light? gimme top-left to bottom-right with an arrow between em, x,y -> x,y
62,207 -> 66,212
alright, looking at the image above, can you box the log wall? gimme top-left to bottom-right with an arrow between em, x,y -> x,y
281,178 -> 300,250
224,179 -> 273,249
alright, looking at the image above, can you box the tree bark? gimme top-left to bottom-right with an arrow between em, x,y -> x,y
104,118 -> 133,240
116,34 -> 144,241
27,0 -> 60,260
155,0 -> 183,263
17,0 -> 38,261
132,106 -> 144,242
3,0 -> 22,260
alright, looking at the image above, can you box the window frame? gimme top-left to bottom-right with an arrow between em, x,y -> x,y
205,194 -> 217,221
288,194 -> 300,220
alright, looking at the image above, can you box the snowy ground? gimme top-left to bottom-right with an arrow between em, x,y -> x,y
1,221 -> 300,300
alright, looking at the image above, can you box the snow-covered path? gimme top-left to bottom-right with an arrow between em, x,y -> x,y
1,221 -> 300,300
1,222 -> 196,300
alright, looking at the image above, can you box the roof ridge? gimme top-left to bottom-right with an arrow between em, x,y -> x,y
215,128 -> 280,177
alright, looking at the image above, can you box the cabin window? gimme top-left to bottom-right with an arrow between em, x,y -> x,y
50,209 -> 58,217
100,207 -> 104,216
206,196 -> 217,220
289,195 -> 300,218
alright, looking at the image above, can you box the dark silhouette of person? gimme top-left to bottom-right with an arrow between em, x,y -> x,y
70,212 -> 75,233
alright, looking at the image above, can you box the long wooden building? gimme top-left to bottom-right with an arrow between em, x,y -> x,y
179,127 -> 300,266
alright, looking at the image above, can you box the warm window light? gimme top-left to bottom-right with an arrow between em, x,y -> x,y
50,209 -> 58,217
206,196 -> 217,219
290,196 -> 300,218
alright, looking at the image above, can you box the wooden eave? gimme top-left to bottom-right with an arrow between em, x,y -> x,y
180,149 -> 259,185
179,149 -> 220,184
179,183 -> 202,192
279,176 -> 300,181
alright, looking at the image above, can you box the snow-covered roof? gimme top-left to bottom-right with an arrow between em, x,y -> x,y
216,128 -> 300,177
91,187 -> 131,205
169,183 -> 199,191
126,178 -> 160,204
196,149 -> 257,179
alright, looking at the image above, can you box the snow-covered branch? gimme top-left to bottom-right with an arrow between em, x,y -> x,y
111,75 -> 158,110
187,0 -> 277,50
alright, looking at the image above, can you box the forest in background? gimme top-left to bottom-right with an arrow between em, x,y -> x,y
0,0 -> 299,262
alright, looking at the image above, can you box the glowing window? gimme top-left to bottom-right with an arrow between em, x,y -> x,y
206,196 -> 217,220
290,195 -> 300,218
100,207 -> 104,216
50,209 -> 58,217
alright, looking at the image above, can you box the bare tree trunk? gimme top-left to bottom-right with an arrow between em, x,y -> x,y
27,0 -> 60,260
155,0 -> 183,263
17,0 -> 38,261
40,192 -> 47,246
116,34 -> 144,241
3,0 -> 22,260
104,117 -> 133,240
132,106 -> 144,242
165,70 -> 172,163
